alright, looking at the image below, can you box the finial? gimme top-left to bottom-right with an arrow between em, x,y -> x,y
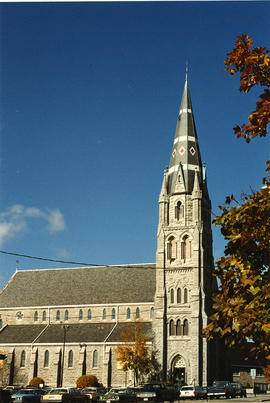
16,260 -> 19,271
185,61 -> 188,82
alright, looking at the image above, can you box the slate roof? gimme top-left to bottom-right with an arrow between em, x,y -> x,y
167,75 -> 203,195
0,324 -> 46,343
0,322 -> 153,344
0,264 -> 156,308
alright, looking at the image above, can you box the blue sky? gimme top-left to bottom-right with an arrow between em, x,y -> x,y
0,1 -> 269,287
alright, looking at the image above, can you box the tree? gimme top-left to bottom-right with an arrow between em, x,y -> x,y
76,374 -> 99,388
115,321 -> 154,385
203,34 -> 270,378
28,377 -> 45,387
224,34 -> 270,144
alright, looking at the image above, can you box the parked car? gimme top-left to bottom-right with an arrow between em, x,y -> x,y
179,386 -> 207,400
231,382 -> 247,398
136,383 -> 177,402
207,381 -> 235,399
99,388 -> 137,403
81,387 -> 100,401
0,388 -> 13,403
41,388 -> 87,403
11,388 -> 47,403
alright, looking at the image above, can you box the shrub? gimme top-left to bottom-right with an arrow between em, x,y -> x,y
28,377 -> 45,387
76,374 -> 99,388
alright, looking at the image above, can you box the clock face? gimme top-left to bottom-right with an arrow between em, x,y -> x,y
16,311 -> 23,320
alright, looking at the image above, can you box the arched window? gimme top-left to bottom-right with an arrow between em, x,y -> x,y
136,307 -> 140,319
44,350 -> 49,367
127,308 -> 131,319
175,201 -> 183,220
184,288 -> 188,303
93,350 -> 98,368
56,310 -> 60,321
68,350 -> 73,368
169,319 -> 175,336
0,318 -> 2,329
34,311 -> 38,322
103,309 -> 106,320
183,319 -> 189,336
79,309 -> 83,321
20,350 -> 26,367
42,311 -> 46,322
167,236 -> 177,260
65,310 -> 69,321
177,288 -> 181,304
88,309 -> 92,320
150,307 -> 154,319
176,319 -> 181,336
112,308 -> 116,320
170,288 -> 174,304
181,235 -> 192,260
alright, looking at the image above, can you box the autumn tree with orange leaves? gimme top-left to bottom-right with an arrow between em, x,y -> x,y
115,321 -> 155,385
203,34 -> 270,379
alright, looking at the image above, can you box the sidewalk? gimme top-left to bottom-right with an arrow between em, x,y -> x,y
246,394 -> 270,402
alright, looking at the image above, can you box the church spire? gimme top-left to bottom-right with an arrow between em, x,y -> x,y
167,74 -> 203,195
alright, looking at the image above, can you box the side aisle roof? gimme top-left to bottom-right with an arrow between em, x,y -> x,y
0,322 -> 153,344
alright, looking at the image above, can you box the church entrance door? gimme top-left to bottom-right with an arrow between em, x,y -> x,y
172,355 -> 186,385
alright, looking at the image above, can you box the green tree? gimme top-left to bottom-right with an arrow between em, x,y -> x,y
115,321 -> 154,385
203,34 -> 270,379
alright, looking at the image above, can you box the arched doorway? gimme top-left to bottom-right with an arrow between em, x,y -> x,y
171,355 -> 186,386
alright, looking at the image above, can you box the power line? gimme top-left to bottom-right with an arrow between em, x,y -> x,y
0,249 -> 217,271
0,250 -> 104,267
0,249 -> 157,270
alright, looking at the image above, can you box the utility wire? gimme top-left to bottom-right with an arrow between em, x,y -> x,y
0,249 -> 105,267
0,249 -> 217,270
0,249 -> 157,269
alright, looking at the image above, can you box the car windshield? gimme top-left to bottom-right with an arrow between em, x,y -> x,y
49,389 -> 68,394
182,387 -> 193,391
142,385 -> 161,391
19,390 -> 37,394
213,381 -> 228,387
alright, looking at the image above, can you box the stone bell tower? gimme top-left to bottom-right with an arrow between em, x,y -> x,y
154,73 -> 216,386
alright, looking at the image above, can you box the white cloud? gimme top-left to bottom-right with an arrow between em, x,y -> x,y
0,204 -> 66,247
56,248 -> 71,260
47,209 -> 66,233
0,220 -> 26,247
25,207 -> 45,218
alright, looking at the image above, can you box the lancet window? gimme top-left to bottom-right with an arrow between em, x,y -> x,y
44,350 -> 49,367
175,201 -> 184,220
167,236 -> 177,261
183,319 -> 189,336
181,235 -> 192,260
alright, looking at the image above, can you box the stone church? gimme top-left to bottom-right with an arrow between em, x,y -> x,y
0,75 -> 220,388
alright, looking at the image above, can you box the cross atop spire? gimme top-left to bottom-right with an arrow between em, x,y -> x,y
167,73 -> 203,195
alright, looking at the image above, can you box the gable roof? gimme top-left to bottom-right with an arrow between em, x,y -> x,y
0,322 -> 153,344
0,264 -> 156,308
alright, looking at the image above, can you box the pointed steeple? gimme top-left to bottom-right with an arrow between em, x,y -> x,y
167,73 -> 203,195
159,169 -> 168,202
192,169 -> 202,199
